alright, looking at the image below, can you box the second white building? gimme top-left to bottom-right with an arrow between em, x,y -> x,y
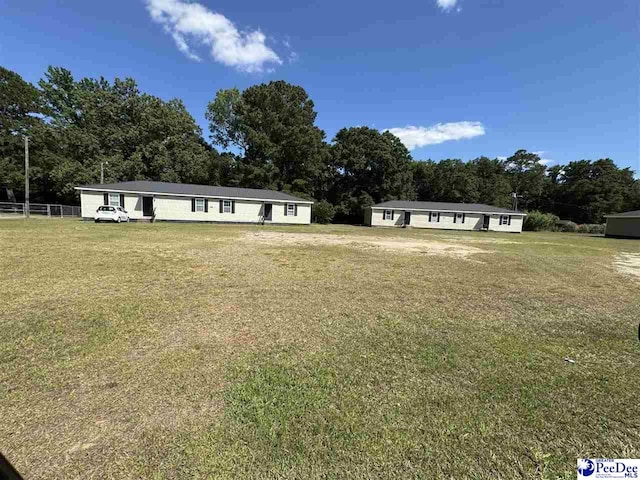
365,200 -> 526,233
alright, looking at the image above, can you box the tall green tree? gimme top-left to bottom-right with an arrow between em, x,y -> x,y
410,160 -> 436,201
429,159 -> 479,203
469,156 -> 512,207
330,127 -> 415,221
206,81 -> 329,198
504,149 -> 547,210
37,66 -> 211,202
552,159 -> 639,223
0,66 -> 43,199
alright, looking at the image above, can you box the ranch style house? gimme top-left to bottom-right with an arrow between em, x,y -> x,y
75,181 -> 313,225
365,200 -> 526,233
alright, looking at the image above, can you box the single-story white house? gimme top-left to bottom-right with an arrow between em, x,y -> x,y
75,181 -> 313,225
604,210 -> 640,238
364,200 -> 526,233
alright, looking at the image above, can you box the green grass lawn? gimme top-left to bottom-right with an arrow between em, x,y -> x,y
1,219 -> 639,479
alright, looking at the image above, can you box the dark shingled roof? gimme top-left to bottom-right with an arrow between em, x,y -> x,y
372,200 -> 524,214
605,210 -> 640,218
76,181 -> 312,203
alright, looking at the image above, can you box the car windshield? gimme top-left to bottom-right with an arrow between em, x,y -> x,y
98,206 -> 115,212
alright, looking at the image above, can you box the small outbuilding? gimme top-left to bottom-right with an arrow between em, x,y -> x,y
75,181 -> 313,225
364,200 -> 526,233
604,210 -> 640,239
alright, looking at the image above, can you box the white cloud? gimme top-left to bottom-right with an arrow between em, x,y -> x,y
436,0 -> 458,11
145,0 -> 282,72
533,151 -> 554,165
385,122 -> 485,150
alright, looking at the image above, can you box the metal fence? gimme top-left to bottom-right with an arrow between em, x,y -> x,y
0,202 -> 81,218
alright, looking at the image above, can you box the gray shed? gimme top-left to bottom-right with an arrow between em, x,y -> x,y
604,210 -> 640,239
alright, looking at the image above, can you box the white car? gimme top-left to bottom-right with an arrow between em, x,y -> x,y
95,205 -> 129,223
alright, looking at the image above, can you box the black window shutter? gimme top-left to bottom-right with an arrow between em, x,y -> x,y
284,204 -> 288,216
204,199 -> 209,213
191,198 -> 196,212
104,193 -> 109,205
219,200 -> 223,213
120,194 -> 125,209
508,215 -> 511,226
294,205 -> 298,216
462,213 -> 465,224
453,213 -> 457,223
231,201 -> 235,214
437,212 -> 440,222
391,210 -> 394,220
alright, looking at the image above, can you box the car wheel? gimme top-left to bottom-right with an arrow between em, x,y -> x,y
95,219 -> 99,223
116,217 -> 121,223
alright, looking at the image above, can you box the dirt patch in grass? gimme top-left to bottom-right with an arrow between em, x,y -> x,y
244,231 -> 489,259
615,253 -> 640,279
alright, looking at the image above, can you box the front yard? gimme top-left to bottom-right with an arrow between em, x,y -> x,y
1,220 -> 638,478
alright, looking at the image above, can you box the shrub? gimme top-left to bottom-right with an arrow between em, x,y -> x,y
556,220 -> 578,233
577,223 -> 605,234
523,211 -> 560,231
313,200 -> 336,224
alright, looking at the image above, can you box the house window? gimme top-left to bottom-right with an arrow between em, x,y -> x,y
195,198 -> 205,212
383,209 -> 394,220
109,193 -> 120,207
287,204 -> 296,216
454,212 -> 465,224
500,215 -> 511,225
429,212 -> 440,222
223,200 -> 232,213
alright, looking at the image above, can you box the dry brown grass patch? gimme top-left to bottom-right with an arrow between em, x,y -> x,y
243,231 -> 490,259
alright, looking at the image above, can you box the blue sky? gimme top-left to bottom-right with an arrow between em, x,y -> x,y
1,0 -> 638,171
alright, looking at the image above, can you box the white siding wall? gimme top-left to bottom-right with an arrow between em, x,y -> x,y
124,194 -> 149,220
488,214 -> 524,233
369,208 -> 524,232
271,203 -> 312,224
81,191 -> 146,219
81,191 -> 101,218
370,208 -> 404,227
409,212 -> 484,230
80,191 -> 311,224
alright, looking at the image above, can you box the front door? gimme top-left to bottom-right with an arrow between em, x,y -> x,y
404,211 -> 411,226
264,203 -> 272,221
482,215 -> 490,230
142,196 -> 154,217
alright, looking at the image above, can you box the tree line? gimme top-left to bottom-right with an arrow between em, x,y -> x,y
1,65 -> 639,224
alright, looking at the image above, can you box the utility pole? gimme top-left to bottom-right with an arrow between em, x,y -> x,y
100,161 -> 109,184
24,136 -> 29,218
